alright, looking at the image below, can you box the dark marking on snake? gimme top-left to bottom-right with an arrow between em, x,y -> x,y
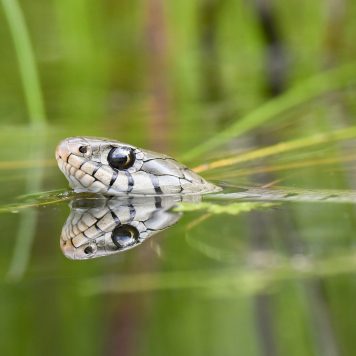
143,157 -> 169,163
150,174 -> 163,194
109,170 -> 118,189
154,196 -> 162,209
125,171 -> 134,193
66,153 -> 73,163
79,160 -> 87,170
128,204 -> 136,221
94,223 -> 104,233
178,179 -> 184,192
92,164 -> 102,177
110,210 -> 121,225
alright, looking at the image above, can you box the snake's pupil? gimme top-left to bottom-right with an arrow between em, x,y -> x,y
79,145 -> 87,154
111,224 -> 139,249
108,146 -> 135,170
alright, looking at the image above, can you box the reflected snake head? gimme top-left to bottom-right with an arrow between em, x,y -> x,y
60,196 -> 188,260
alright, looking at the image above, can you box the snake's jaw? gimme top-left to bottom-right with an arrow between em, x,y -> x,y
56,137 -> 221,196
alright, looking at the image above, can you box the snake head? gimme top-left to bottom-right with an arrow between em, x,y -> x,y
56,137 -> 221,195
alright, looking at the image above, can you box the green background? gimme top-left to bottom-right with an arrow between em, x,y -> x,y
0,1 -> 356,355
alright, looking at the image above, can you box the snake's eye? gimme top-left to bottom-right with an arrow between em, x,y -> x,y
79,145 -> 88,154
111,224 -> 139,249
108,146 -> 135,170
83,246 -> 94,255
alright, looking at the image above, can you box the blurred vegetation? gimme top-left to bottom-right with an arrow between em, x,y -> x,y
0,0 -> 356,356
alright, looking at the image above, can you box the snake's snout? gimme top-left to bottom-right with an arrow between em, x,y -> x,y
55,139 -> 70,162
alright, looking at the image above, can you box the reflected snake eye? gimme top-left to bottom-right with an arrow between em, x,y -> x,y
108,146 -> 135,170
83,246 -> 94,255
111,224 -> 139,249
79,145 -> 88,154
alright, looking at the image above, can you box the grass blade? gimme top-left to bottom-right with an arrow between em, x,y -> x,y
182,63 -> 356,161
1,0 -> 46,125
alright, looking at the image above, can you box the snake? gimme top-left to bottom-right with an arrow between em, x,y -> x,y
56,137 -> 221,196
56,136 -> 356,204
56,137 -> 356,259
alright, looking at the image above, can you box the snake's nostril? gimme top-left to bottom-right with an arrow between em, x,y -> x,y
56,140 -> 70,162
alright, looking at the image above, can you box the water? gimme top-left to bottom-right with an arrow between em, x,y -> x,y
0,131 -> 355,356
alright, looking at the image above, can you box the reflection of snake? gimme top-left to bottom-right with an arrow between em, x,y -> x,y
60,196 -> 198,260
56,137 -> 221,196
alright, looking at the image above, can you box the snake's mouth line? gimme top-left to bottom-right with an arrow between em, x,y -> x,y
58,157 -> 104,192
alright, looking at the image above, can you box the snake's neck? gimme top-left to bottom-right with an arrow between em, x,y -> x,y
209,186 -> 356,204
